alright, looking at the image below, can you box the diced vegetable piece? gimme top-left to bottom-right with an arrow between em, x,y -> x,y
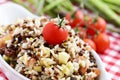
41,45 -> 50,57
79,66 -> 87,75
33,66 -> 42,72
73,62 -> 79,72
0,34 -> 12,48
40,58 -> 56,67
58,52 -> 70,64
28,58 -> 36,67
61,64 -> 71,76
66,62 -> 74,73
92,68 -> 101,76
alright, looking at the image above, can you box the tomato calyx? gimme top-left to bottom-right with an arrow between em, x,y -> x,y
58,18 -> 64,28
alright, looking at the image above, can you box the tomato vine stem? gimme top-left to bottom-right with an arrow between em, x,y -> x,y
58,18 -> 64,28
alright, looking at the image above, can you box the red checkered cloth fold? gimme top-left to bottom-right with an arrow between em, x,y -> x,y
0,69 -> 8,80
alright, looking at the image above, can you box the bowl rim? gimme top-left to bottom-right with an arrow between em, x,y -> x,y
0,55 -> 30,80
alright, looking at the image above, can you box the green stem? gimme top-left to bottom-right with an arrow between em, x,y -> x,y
58,18 -> 64,28
106,3 -> 120,14
87,0 -> 120,27
43,0 -> 64,12
102,0 -> 120,7
35,0 -> 45,15
12,0 -> 32,12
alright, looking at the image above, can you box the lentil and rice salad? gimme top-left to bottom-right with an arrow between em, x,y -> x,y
0,17 -> 100,80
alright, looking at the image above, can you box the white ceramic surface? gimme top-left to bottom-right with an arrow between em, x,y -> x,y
0,2 -> 110,80
0,2 -> 37,25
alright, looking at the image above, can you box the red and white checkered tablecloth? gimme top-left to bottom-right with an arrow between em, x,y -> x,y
0,0 -> 120,80
99,31 -> 120,80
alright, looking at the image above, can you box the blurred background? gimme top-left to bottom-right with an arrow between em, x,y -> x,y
11,0 -> 120,33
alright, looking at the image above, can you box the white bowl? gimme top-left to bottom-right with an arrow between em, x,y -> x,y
0,50 -> 110,80
0,2 -> 110,80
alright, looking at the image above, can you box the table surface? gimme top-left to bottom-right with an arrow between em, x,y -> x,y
0,0 -> 120,80
99,31 -> 120,80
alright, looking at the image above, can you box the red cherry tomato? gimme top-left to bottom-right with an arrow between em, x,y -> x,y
84,38 -> 96,51
86,17 -> 96,36
93,33 -> 110,53
94,17 -> 107,32
70,18 -> 80,28
70,18 -> 84,28
70,10 -> 84,28
65,13 -> 71,22
79,28 -> 87,39
42,22 -> 68,45
86,26 -> 96,36
87,17 -> 107,36
75,10 -> 84,20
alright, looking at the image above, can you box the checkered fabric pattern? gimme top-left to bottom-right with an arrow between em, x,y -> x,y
0,0 -> 120,80
0,0 -> 9,4
0,69 -> 8,80
99,31 -> 120,80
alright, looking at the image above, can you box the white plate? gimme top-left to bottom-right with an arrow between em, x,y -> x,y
0,2 -> 111,80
